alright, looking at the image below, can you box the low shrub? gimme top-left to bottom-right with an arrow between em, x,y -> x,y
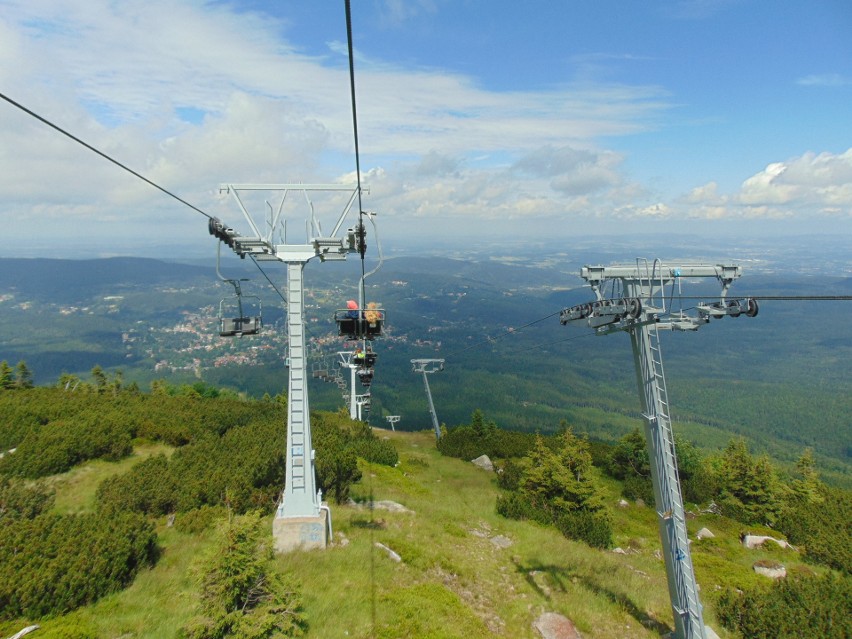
716,572 -> 851,639
0,512 -> 158,620
555,510 -> 613,549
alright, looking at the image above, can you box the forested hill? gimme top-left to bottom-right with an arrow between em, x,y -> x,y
0,257 -> 214,302
1,254 -> 850,486
0,385 -> 849,638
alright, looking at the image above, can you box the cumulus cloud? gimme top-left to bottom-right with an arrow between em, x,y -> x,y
666,150 -> 852,221
738,150 -> 852,214
512,146 -> 623,195
1,0 -> 849,250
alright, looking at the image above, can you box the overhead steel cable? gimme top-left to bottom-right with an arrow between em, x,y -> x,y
439,291 -> 852,363
249,255 -> 286,302
344,0 -> 368,302
0,91 -> 298,306
342,3 -> 377,634
0,91 -> 213,220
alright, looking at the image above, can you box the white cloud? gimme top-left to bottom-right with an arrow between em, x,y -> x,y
1,0 -> 850,251
666,150 -> 852,221
512,146 -> 623,195
738,150 -> 852,213
796,74 -> 851,87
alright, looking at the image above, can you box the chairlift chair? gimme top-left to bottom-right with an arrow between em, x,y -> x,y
218,295 -> 262,337
215,243 -> 262,337
334,306 -> 385,340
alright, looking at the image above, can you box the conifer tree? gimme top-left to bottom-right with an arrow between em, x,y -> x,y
717,438 -> 782,525
791,448 -> 823,504
14,360 -> 33,389
183,512 -> 305,638
91,365 -> 108,393
0,360 -> 12,389
520,430 -> 603,517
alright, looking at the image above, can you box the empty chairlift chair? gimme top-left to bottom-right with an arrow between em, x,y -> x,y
218,289 -> 262,337
214,242 -> 262,337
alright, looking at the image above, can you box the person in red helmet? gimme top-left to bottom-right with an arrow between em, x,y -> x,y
346,299 -> 359,319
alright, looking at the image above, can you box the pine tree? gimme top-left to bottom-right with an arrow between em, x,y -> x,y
14,360 -> 33,389
717,438 -> 782,525
470,409 -> 496,440
183,512 -> 305,638
0,360 -> 12,390
91,365 -> 108,393
520,430 -> 603,517
791,448 -> 823,504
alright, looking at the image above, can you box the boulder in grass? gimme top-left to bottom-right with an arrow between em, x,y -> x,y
471,454 -> 494,471
696,527 -> 715,540
742,534 -> 791,550
533,612 -> 583,639
753,559 -> 786,579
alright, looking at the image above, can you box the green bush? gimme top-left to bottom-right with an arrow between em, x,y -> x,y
555,510 -> 613,549
0,477 -> 54,519
175,505 -> 228,534
97,453 -> 179,515
779,485 -> 851,573
622,475 -> 654,504
495,430 -> 610,549
0,512 -> 158,620
495,459 -> 522,491
182,512 -> 305,638
716,572 -> 852,639
495,492 -> 550,526
347,436 -> 398,467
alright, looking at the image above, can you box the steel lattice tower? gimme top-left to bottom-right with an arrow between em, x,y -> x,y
211,183 -> 365,552
561,260 -> 758,639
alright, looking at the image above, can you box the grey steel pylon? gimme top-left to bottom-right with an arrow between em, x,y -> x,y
411,359 -> 445,439
561,260 -> 758,639
211,183 -> 367,550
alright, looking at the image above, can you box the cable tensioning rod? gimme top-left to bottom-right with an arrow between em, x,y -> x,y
0,91 -> 213,220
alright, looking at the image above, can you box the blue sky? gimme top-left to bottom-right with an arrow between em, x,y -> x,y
1,0 -> 850,257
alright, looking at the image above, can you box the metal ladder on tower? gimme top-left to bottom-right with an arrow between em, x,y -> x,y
286,262 -> 308,495
644,322 -> 704,637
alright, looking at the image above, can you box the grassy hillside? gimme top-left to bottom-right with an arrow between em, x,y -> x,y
1,427 -> 832,639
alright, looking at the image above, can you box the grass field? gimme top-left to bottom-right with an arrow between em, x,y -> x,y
1,429 -> 818,639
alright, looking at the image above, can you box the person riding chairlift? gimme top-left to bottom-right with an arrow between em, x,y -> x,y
346,299 -> 360,319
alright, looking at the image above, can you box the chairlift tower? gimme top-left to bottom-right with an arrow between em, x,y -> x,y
385,415 -> 401,431
211,182 -> 366,552
411,359 -> 445,440
560,260 -> 758,639
338,351 -> 360,421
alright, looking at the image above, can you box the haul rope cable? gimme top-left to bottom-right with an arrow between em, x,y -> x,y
0,90 -> 289,305
343,0 -> 378,633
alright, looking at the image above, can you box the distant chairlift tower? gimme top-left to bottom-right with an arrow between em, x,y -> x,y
560,260 -> 758,639
385,415 -> 401,431
211,183 -> 366,553
411,359 -> 445,440
338,351 -> 360,421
